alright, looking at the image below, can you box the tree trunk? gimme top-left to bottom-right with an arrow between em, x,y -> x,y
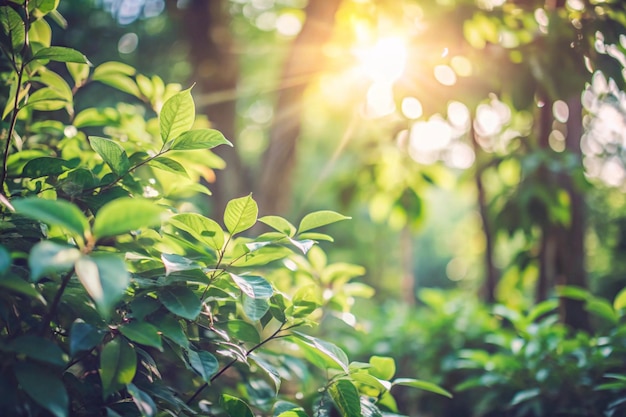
181,0 -> 246,216
256,0 -> 342,216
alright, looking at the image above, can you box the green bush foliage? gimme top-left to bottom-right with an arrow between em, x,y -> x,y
0,2 -> 448,416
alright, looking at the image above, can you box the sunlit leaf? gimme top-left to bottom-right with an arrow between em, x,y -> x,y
328,379 -> 362,417
297,211 -> 350,234
230,274 -> 273,299
243,294 -> 270,321
291,332 -> 349,372
368,356 -> 395,381
169,212 -> 224,251
93,197 -> 166,240
149,156 -> 189,178
259,215 -> 296,236
221,320 -> 260,344
29,241 -> 80,282
614,287 -> 626,311
119,321 -> 162,351
30,46 -> 89,64
13,197 -> 89,238
160,87 -> 194,143
170,129 -> 232,150
224,194 -> 258,235
89,136 -> 130,177
161,253 -> 200,276
221,394 -> 254,417
391,378 -> 452,398
75,254 -> 130,317
100,337 -> 137,398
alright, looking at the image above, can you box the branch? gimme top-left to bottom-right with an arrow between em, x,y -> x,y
38,268 -> 74,337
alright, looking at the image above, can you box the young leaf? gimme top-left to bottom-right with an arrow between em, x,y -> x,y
119,321 -> 163,351
126,382 -> 157,417
159,286 -> 201,320
391,378 -> 452,398
29,46 -> 89,64
221,394 -> 254,417
224,194 -> 258,235
328,380 -> 362,417
89,136 -> 131,177
160,88 -> 194,143
259,215 -> 296,236
297,211 -> 350,234
75,254 -> 130,317
100,337 -> 137,398
168,212 -> 225,251
92,197 -> 166,240
22,87 -> 68,111
230,274 -> 273,299
28,241 -> 81,282
14,362 -> 69,417
170,129 -> 232,150
368,356 -> 396,381
70,320 -> 103,357
187,349 -> 219,382
67,62 -> 90,87
13,197 -> 89,238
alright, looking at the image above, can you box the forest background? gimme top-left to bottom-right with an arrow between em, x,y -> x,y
3,0 -> 626,416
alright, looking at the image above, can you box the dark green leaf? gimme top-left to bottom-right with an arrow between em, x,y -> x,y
328,380 -> 362,417
224,194 -> 258,235
160,88 -> 194,143
159,286 -> 201,320
13,197 -> 89,238
230,274 -> 273,299
0,245 -> 9,275
29,241 -> 80,282
510,388 -> 540,406
221,320 -> 260,344
14,362 -> 69,417
126,382 -> 157,417
0,6 -> 25,51
187,349 -> 219,382
100,337 -> 137,398
391,378 -> 452,398
221,394 -> 254,417
170,129 -> 232,150
0,274 -> 45,302
75,254 -> 130,318
119,321 -> 162,351
89,136 -> 130,177
30,46 -> 89,64
6,335 -> 66,367
21,157 -> 74,179
151,314 -> 189,348
297,211 -> 350,234
70,320 -> 103,357
93,197 -> 166,240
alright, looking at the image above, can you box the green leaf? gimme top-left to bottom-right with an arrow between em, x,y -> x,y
0,274 -> 45,302
14,362 -> 69,417
586,298 -> 618,324
89,136 -> 130,177
23,87 -> 68,111
0,244 -> 9,275
159,286 -> 201,320
328,380 -> 362,417
70,320 -> 103,357
75,254 -> 130,317
0,6 -> 25,51
22,157 -> 74,178
288,238 -> 315,254
360,398 -> 383,417
92,62 -> 140,97
243,295 -> 270,321
221,320 -> 260,344
6,335 -> 66,367
297,211 -> 350,234
510,388 -> 540,406
67,62 -> 90,87
391,378 -> 452,398
119,321 -> 163,351
221,394 -> 254,417
151,314 -> 189,348
30,46 -> 89,64
349,372 -> 389,393
277,411 -> 308,417
224,194 -> 258,235
28,17 -> 51,46
250,354 -> 281,393
170,129 -> 232,150
31,70 -> 73,103
187,349 -> 219,382
29,241 -> 80,282
126,382 -> 157,417
556,285 -> 590,301
100,337 -> 137,398
161,253 -> 200,276
296,232 -> 334,242
230,274 -> 273,299
160,88 -> 194,143
148,156 -> 189,178
259,216 -> 296,236
169,212 -> 225,251
614,287 -> 626,311
93,61 -> 136,77
369,356 -> 395,381
292,333 -> 349,372
93,197 -> 166,240
13,197 -> 89,238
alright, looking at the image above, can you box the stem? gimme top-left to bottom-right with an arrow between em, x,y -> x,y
39,268 -> 74,337
0,2 -> 29,196
184,323 -> 286,408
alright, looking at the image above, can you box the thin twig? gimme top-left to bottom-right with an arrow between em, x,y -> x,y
38,269 -> 74,337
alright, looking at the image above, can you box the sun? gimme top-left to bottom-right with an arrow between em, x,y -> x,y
352,36 -> 408,84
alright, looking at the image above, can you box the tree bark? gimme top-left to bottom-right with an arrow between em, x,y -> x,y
256,0 -> 342,215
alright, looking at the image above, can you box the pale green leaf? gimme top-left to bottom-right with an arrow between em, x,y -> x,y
148,156 -> 189,178
292,332 -> 349,372
224,194 -> 258,235
221,320 -> 260,344
230,274 -> 273,299
259,215 -> 296,236
75,254 -> 130,317
30,46 -> 89,64
160,88 -> 194,143
170,129 -> 232,150
28,241 -> 80,282
391,378 -> 452,398
369,356 -> 396,381
297,211 -> 350,234
243,295 -> 270,321
614,287 -> 626,311
168,212 -> 224,251
161,253 -> 200,276
89,136 -> 130,177
93,197 -> 166,240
